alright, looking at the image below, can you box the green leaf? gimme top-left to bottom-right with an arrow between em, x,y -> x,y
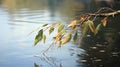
82,20 -> 89,36
60,63 -> 62,67
42,24 -> 48,27
34,29 -> 43,46
34,63 -> 39,67
88,20 -> 95,33
55,21 -> 62,26
58,24 -> 64,33
43,35 -> 46,43
61,33 -> 71,45
95,24 -> 101,35
49,27 -> 54,34
73,31 -> 78,42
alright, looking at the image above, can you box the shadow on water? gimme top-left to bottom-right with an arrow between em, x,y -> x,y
78,27 -> 120,67
76,0 -> 120,67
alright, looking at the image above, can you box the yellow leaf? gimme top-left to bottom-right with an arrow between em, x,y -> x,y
58,24 -> 64,33
101,17 -> 108,27
55,30 -> 67,43
80,15 -> 85,21
68,20 -> 77,29
55,33 -> 61,43
61,33 -> 71,45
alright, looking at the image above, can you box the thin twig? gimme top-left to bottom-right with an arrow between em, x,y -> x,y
88,10 -> 120,17
96,7 -> 115,13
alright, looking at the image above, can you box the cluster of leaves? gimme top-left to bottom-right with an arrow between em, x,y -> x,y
33,14 -> 109,46
81,16 -> 108,36
32,7 -> 120,47
34,22 -> 72,46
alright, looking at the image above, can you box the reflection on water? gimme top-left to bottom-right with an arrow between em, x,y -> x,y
0,0 -> 120,67
78,1 -> 120,66
0,0 -> 85,67
79,27 -> 120,67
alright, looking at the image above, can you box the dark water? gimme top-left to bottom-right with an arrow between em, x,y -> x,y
0,0 -> 120,67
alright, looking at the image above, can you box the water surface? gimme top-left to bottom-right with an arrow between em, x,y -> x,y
0,0 -> 120,67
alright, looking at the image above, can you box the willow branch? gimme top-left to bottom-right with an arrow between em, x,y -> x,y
87,10 -> 120,17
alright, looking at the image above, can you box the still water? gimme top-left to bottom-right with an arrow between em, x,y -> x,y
0,0 -> 120,67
